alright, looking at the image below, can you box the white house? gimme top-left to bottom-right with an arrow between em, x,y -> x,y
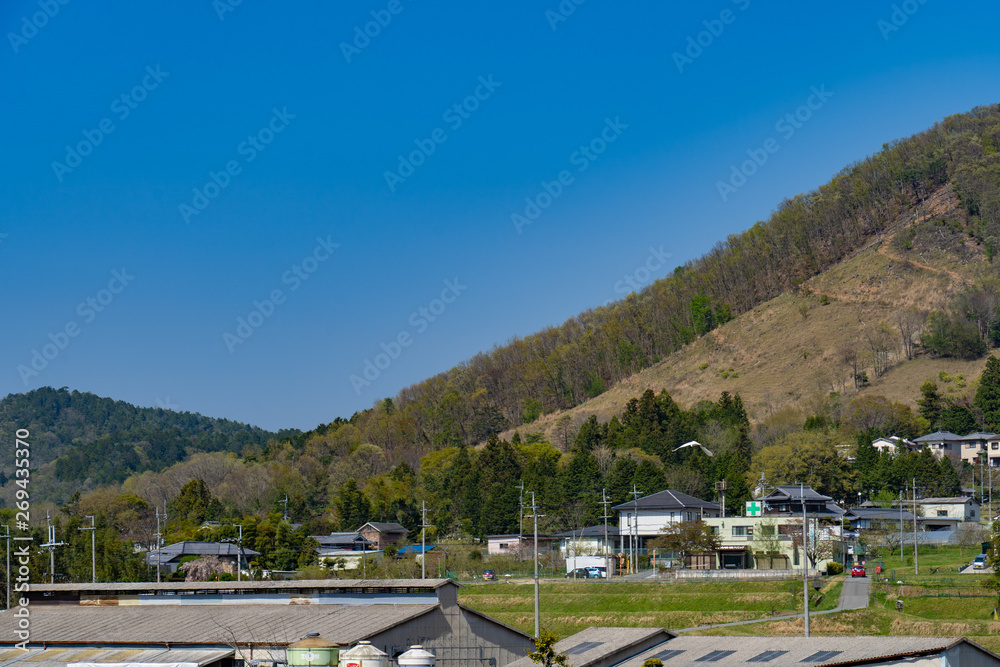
871,436 -> 915,454
915,497 -> 981,523
613,489 -> 720,553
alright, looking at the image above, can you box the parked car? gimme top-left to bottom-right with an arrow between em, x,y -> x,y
565,568 -> 599,579
483,569 -> 496,580
973,554 -> 989,570
851,564 -> 866,577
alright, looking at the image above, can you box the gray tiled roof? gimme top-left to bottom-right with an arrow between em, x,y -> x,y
610,635 -> 982,667
0,603 -> 437,645
612,490 -> 719,511
360,522 -> 407,533
913,431 -> 961,442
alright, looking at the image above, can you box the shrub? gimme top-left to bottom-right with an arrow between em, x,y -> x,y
826,562 -> 843,575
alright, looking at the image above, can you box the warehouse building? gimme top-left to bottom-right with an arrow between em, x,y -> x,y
506,629 -> 1000,667
0,579 -> 532,667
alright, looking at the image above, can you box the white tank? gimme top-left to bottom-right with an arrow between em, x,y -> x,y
339,641 -> 389,667
397,646 -> 435,667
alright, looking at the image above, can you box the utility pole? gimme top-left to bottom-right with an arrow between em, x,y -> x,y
279,494 -> 289,522
420,501 -> 429,580
41,512 -> 66,584
527,491 -> 543,638
600,489 -> 612,580
517,481 -> 525,539
899,488 -> 904,564
154,504 -> 166,583
79,515 -> 96,583
1,525 -> 9,609
913,477 -> 919,574
630,485 -> 642,574
801,482 -> 809,637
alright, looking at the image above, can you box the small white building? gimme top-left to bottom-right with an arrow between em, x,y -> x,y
915,497 -> 981,523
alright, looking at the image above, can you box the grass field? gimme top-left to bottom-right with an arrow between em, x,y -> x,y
458,545 -> 1000,646
458,576 -> 844,638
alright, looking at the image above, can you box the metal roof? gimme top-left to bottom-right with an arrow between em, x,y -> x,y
555,525 -> 621,538
913,431 -> 962,442
0,647 -> 234,667
843,508 -> 916,521
26,578 -> 455,593
0,603 -> 437,646
506,627 -> 673,667
616,635 -> 988,667
359,522 -> 407,533
612,490 -> 720,511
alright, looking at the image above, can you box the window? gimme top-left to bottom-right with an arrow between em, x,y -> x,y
748,651 -> 788,662
697,651 -> 736,662
710,526 -> 719,535
759,525 -> 775,536
565,642 -> 602,655
993,443 -> 999,450
802,651 -> 842,663
649,651 -> 685,661
937,510 -> 948,517
732,526 -> 747,537
499,543 -> 508,549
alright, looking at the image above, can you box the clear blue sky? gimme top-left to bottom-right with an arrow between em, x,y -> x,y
3,1 -> 1000,431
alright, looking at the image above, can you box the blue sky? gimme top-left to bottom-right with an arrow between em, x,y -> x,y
3,1 -> 1000,431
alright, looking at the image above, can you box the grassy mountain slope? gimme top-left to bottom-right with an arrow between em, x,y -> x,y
513,183 -> 993,442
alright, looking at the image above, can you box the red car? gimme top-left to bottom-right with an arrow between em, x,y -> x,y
851,564 -> 866,577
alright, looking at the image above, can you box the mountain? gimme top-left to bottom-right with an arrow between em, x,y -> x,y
0,387 -> 296,505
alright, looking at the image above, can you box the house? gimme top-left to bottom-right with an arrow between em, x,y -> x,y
957,432 -> 999,465
358,521 -> 409,549
843,506 -> 917,531
613,489 -> 720,554
703,515 -> 841,571
313,531 -> 375,552
912,431 -> 963,459
146,541 -> 260,576
871,436 -> 915,454
759,485 -> 844,517
510,630 -> 1000,667
486,534 -> 555,557
914,496 -> 981,523
0,579 -> 533,667
556,525 -> 621,557
988,435 -> 1000,467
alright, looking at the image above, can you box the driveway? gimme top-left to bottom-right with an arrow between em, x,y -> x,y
839,574 -> 870,610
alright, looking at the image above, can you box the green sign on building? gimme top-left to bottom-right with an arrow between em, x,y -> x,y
746,501 -> 762,516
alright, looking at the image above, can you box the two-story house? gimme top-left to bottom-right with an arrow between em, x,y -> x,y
613,489 -> 721,554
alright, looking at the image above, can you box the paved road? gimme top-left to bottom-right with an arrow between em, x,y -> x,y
839,575 -> 870,610
675,576 -> 870,633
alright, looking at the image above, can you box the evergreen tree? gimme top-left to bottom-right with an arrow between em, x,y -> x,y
975,356 -> 1000,431
477,435 -> 523,535
940,404 -> 978,435
918,379 -> 944,429
334,479 -> 371,530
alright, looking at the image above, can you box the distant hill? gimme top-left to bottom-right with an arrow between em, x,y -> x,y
0,387 -> 295,505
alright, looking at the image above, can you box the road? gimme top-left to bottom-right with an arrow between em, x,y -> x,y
675,575 -> 870,632
839,574 -> 871,610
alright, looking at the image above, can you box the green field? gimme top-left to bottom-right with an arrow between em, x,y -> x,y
458,577 -> 843,637
458,545 -> 1000,647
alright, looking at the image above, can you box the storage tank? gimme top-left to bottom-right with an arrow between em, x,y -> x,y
339,641 -> 389,667
397,646 -> 435,667
288,633 -> 340,667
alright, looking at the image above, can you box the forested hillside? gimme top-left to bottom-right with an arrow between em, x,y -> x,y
0,387 -> 295,504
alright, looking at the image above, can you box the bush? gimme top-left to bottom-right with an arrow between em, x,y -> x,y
826,562 -> 843,575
